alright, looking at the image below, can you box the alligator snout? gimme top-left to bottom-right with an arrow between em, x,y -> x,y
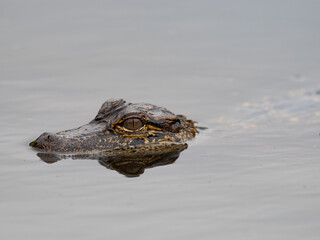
29,132 -> 61,149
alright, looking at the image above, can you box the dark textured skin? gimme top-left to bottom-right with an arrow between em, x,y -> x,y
29,99 -> 197,154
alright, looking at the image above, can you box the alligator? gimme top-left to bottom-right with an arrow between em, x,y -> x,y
30,99 -> 197,170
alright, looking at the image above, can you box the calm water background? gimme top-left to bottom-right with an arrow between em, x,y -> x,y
1,1 -> 320,239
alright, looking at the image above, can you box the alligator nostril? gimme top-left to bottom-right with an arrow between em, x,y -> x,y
44,133 -> 57,142
39,132 -> 56,143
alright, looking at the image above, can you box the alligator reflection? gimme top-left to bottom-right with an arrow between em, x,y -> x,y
36,145 -> 187,177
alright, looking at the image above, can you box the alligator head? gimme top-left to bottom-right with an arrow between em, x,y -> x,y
29,99 -> 197,155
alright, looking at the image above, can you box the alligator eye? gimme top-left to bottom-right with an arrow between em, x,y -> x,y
123,118 -> 143,131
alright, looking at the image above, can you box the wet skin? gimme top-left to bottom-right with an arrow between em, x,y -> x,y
30,99 -> 197,155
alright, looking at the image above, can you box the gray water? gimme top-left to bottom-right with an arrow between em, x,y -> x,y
1,1 -> 320,239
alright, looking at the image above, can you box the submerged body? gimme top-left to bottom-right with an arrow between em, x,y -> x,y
30,99 -> 197,154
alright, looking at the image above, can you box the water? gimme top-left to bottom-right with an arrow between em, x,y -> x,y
1,1 -> 320,239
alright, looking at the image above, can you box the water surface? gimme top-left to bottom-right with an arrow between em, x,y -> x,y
1,1 -> 320,239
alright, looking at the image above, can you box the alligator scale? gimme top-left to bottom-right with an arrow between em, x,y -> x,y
30,99 -> 197,159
